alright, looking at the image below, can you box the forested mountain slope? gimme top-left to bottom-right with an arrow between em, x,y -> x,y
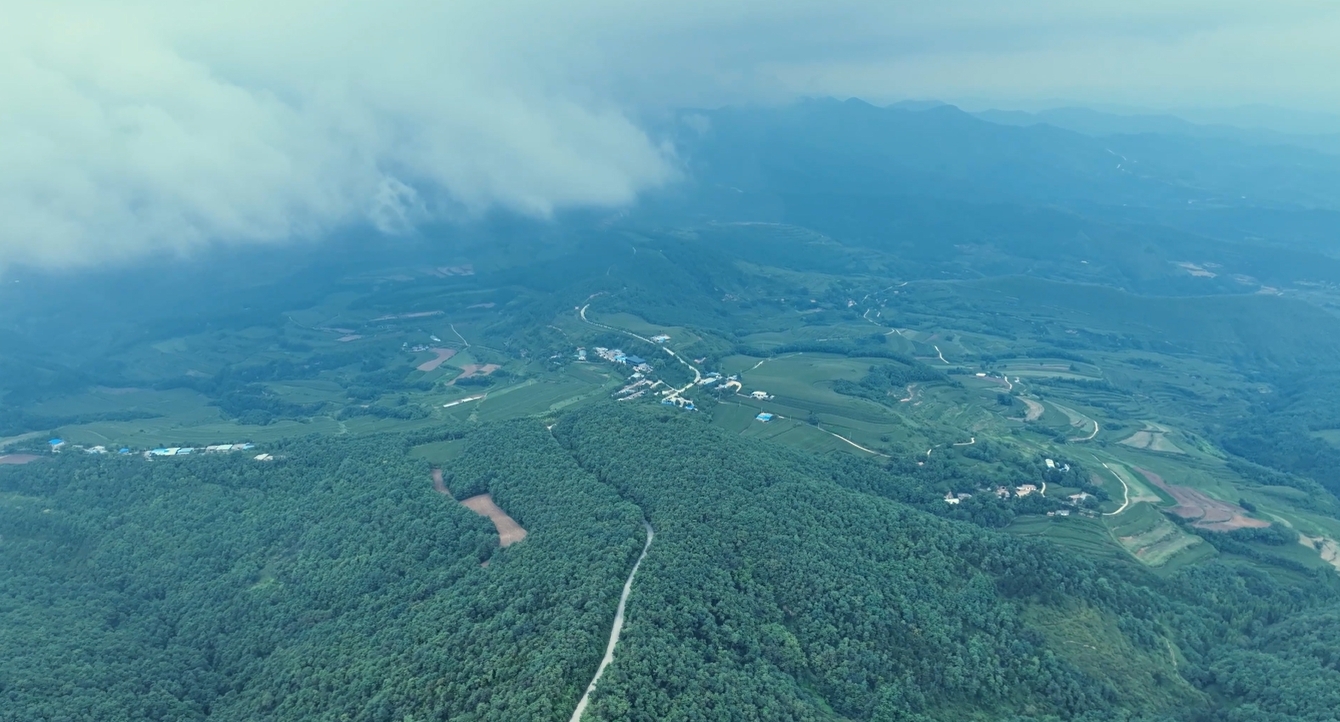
0,430 -> 645,721
6,407 -> 1340,721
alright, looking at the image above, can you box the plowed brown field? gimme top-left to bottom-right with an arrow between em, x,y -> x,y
1135,467 -> 1268,531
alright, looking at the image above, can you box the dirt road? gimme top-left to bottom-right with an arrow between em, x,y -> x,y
570,521 -> 654,722
820,428 -> 891,457
1101,463 -> 1131,516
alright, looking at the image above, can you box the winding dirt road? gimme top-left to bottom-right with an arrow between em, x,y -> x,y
1101,463 -> 1132,516
820,428 -> 891,457
570,521 -> 654,722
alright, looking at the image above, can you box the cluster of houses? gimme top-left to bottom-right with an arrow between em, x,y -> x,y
146,443 -> 255,457
695,372 -> 743,393
581,335 -> 778,414
943,478 -> 1095,518
581,344 -> 695,408
45,438 -> 267,461
589,347 -> 654,374
616,378 -> 659,402
946,483 -> 1041,506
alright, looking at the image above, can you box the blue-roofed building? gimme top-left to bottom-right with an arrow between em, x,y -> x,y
626,355 -> 646,365
755,413 -> 774,422
661,399 -> 675,405
118,448 -> 131,455
48,438 -> 65,448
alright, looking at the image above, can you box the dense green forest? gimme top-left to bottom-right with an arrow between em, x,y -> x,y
5,406 -> 1340,721
0,428 -> 644,721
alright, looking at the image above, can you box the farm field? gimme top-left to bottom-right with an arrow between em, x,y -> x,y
6,210 -> 1340,583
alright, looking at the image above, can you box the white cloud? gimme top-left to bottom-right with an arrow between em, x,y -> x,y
2,0 -> 1338,270
0,0 -> 679,269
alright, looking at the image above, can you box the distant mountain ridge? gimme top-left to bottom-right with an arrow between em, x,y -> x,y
974,105 -> 1340,156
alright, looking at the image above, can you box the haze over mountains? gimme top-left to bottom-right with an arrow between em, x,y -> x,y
7,4 -> 1340,721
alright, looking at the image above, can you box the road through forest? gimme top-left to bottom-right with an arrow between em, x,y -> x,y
569,521 -> 655,722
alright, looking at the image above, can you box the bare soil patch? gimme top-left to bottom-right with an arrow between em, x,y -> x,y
461,495 -> 528,546
1120,424 -> 1184,453
1134,467 -> 1268,531
430,469 -> 527,547
1300,535 -> 1340,572
0,454 -> 40,465
337,334 -> 363,343
1019,398 -> 1044,422
1121,431 -> 1153,448
450,363 -> 501,384
1148,435 -> 1183,453
417,348 -> 458,372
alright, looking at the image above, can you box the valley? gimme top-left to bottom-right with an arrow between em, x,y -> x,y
7,100 -> 1340,722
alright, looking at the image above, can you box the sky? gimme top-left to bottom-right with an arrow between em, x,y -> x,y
4,0 -> 1339,270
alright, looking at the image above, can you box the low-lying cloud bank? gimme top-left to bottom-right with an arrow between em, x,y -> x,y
3,0 -> 1338,269
2,1 -> 683,269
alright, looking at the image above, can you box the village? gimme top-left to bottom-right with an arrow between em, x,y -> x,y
42,438 -> 272,461
580,333 -> 775,414
940,456 -> 1097,517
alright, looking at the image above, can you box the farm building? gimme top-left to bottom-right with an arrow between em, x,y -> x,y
651,334 -> 670,343
755,413 -> 774,422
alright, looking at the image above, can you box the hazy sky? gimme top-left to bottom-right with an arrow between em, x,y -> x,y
4,0 -> 1339,270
